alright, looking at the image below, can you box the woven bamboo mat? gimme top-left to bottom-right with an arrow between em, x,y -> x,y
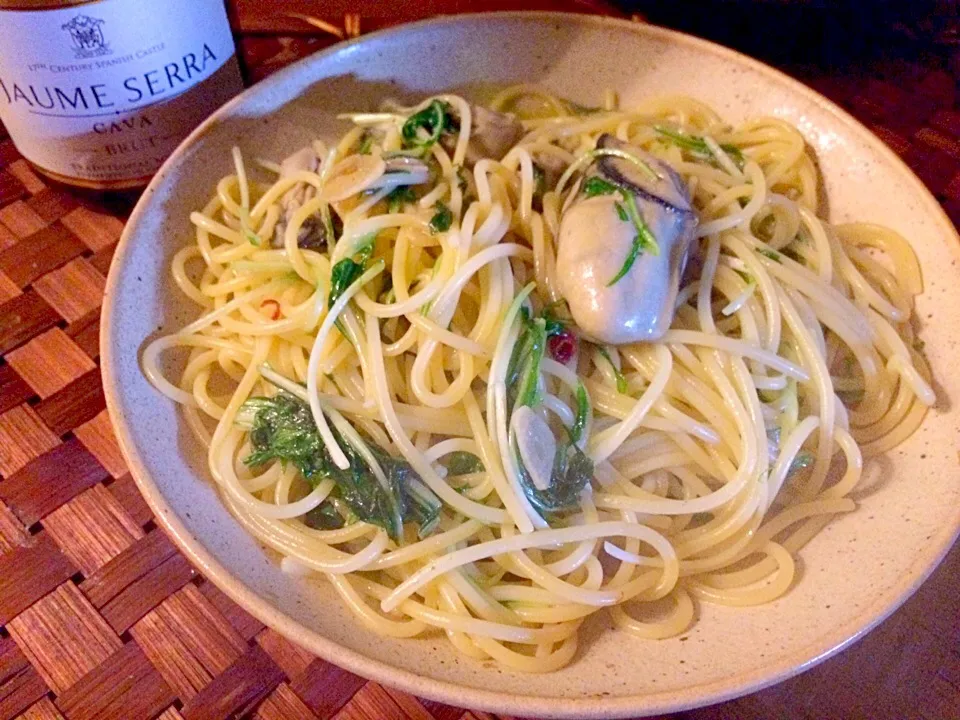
1,8 -> 959,720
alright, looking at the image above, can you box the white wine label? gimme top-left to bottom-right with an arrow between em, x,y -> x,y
0,0 -> 242,184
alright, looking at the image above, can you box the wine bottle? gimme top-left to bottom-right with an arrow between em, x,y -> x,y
0,0 -> 244,189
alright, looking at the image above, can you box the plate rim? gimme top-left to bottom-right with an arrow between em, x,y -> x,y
100,11 -> 960,719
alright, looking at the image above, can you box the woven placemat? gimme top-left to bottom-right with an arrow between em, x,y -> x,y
1,10 -> 959,720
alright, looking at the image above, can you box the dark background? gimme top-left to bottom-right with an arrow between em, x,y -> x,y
625,0 -> 943,70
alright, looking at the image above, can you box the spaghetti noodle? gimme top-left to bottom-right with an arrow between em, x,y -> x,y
143,87 -> 935,672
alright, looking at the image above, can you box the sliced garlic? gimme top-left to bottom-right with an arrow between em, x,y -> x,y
321,154 -> 386,202
511,405 -> 556,491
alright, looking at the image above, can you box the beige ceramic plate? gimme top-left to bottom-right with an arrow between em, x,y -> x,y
101,13 -> 960,719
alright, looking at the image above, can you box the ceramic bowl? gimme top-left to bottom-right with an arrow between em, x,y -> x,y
101,13 -> 960,719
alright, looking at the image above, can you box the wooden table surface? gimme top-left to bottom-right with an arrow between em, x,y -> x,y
1,4 -> 958,720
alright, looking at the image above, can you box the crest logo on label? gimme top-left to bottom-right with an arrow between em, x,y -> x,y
62,15 -> 112,59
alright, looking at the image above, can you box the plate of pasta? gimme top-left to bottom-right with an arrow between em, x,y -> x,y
101,12 -> 960,718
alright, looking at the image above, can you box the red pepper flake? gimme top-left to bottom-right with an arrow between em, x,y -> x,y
260,299 -> 282,320
548,330 -> 576,364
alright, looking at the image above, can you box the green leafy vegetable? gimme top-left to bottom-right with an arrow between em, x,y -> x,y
654,125 -> 745,169
506,310 -> 595,519
303,501 -> 345,530
386,185 -> 416,213
371,448 -> 442,539
237,390 -> 441,541
508,306 -> 579,407
403,478 -> 442,538
543,317 -> 566,339
544,319 -> 567,340
239,393 -> 326,477
581,176 -> 659,286
608,235 -> 644,287
429,201 -> 453,233
608,190 -> 659,286
508,310 -> 548,410
571,382 -> 590,443
541,300 -> 572,338
583,176 -> 618,197
401,100 -> 456,153
237,391 -> 402,539
734,268 -> 754,285
328,258 -> 366,337
515,441 -> 593,516
597,346 -> 628,394
757,247 -> 782,263
328,234 -> 376,319
442,451 -> 485,476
